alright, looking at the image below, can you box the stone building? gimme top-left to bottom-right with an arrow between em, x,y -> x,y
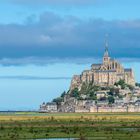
39,102 -> 57,112
70,42 -> 135,90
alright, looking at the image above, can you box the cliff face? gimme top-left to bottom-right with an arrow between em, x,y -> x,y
70,75 -> 82,91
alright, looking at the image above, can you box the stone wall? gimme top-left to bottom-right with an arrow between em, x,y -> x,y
89,106 -> 140,113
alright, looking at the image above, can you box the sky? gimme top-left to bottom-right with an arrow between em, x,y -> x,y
0,0 -> 140,110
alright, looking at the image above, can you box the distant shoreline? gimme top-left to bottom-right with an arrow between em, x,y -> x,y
0,111 -> 38,113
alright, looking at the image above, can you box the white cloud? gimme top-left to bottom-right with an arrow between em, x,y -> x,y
7,0 -> 102,6
40,35 -> 52,43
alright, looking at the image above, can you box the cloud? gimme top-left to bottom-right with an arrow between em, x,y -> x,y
5,0 -> 140,9
40,35 -> 52,43
6,0 -> 103,6
0,76 -> 71,80
0,11 -> 140,64
0,57 -> 100,66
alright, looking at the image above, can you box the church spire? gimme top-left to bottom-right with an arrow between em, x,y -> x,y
103,34 -> 110,65
104,34 -> 109,57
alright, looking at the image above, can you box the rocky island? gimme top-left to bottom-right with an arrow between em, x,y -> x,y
40,42 -> 140,113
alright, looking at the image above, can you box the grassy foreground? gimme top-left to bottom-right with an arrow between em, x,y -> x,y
0,112 -> 140,139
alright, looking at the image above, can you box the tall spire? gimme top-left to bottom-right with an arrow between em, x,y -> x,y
104,34 -> 109,57
103,34 -> 110,65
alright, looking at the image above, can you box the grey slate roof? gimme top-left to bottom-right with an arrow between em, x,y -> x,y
95,70 -> 116,73
124,68 -> 132,72
91,64 -> 102,66
46,102 -> 57,106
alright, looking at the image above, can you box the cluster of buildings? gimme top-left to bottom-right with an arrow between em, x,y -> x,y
39,86 -> 140,113
39,41 -> 140,113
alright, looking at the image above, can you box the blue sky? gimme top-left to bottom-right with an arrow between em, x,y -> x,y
0,0 -> 140,110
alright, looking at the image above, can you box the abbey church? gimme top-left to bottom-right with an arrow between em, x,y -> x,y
70,42 -> 135,90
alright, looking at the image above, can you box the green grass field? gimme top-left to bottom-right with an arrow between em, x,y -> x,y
0,112 -> 140,139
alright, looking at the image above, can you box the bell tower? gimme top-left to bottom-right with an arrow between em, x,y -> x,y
103,34 -> 110,65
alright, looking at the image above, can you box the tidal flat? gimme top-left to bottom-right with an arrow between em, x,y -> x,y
0,112 -> 140,139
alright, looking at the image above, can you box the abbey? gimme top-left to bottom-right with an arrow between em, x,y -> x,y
70,43 -> 135,90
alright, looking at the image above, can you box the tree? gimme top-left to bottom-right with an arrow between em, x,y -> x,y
108,96 -> 115,104
71,88 -> 80,98
53,97 -> 63,103
61,91 -> 66,97
136,83 -> 140,87
108,87 -> 120,96
108,88 -> 114,96
79,82 -> 101,95
114,79 -> 126,89
89,91 -> 97,100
